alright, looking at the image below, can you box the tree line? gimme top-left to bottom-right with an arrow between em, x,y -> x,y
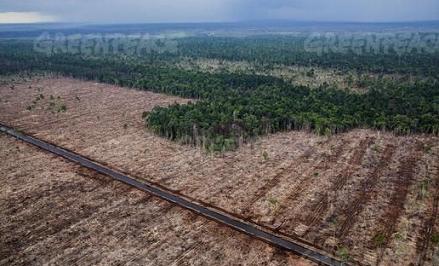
0,39 -> 438,151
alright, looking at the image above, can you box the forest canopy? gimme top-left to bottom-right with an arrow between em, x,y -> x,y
1,36 -> 438,151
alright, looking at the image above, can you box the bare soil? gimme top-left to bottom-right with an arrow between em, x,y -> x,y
0,134 -> 312,266
1,77 -> 438,265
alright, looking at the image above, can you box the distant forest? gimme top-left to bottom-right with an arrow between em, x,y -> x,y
1,36 -> 438,151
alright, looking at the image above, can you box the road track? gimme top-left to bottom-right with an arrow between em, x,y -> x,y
0,122 -> 346,266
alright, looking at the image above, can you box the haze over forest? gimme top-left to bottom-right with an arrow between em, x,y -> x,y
0,0 -> 438,24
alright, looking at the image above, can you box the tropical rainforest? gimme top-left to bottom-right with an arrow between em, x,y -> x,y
1,35 -> 438,151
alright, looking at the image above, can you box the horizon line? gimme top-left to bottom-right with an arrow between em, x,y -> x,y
1,19 -> 439,27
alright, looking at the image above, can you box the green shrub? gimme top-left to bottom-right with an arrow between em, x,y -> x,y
432,232 -> 439,246
336,246 -> 350,262
372,233 -> 387,247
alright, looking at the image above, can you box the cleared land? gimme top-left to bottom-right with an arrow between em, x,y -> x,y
177,58 -> 432,92
0,134 -> 312,265
1,77 -> 438,265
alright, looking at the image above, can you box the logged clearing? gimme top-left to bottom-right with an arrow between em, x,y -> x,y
177,58 -> 431,92
0,135 -> 312,265
1,77 -> 438,265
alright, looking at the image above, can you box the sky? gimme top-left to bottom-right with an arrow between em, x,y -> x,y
0,0 -> 438,24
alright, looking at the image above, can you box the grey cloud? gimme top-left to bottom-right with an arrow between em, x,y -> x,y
231,0 -> 439,22
0,0 -> 438,23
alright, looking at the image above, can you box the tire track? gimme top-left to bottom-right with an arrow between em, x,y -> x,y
302,137 -> 374,237
371,142 -> 424,265
196,137 -> 315,206
0,168 -> 141,261
416,158 -> 439,266
274,140 -> 348,233
335,144 -> 397,241
240,151 -> 312,218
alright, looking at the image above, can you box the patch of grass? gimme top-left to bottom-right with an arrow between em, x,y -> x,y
372,233 -> 387,248
328,215 -> 338,225
267,197 -> 280,214
46,95 -> 67,113
371,144 -> 380,152
432,232 -> 439,246
57,104 -> 67,113
394,232 -> 404,241
336,246 -> 350,262
267,197 -> 278,206
423,144 -> 433,153
418,180 -> 430,200
262,151 -> 269,161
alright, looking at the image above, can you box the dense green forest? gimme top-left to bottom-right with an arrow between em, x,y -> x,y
147,81 -> 438,151
0,38 -> 438,151
176,36 -> 439,76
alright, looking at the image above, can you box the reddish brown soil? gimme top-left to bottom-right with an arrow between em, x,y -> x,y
1,77 -> 438,265
0,134 -> 313,265
302,137 -> 374,237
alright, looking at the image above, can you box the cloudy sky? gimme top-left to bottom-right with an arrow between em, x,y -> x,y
0,0 -> 438,24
